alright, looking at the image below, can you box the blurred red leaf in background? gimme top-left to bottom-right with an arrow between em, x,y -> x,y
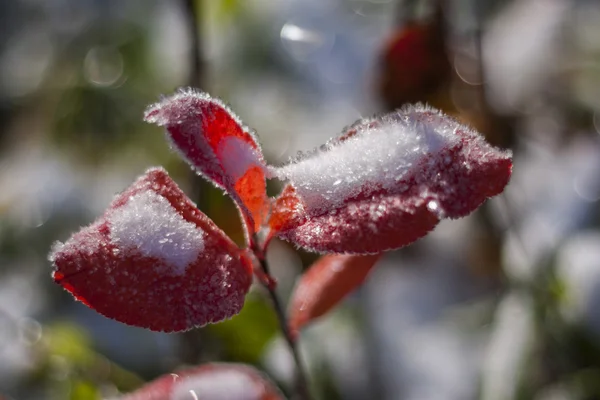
378,18 -> 451,110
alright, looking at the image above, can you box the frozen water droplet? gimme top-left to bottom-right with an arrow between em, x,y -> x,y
427,200 -> 439,212
426,200 -> 446,219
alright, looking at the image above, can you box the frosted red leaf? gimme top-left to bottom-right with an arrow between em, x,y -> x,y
269,105 -> 512,253
288,254 -> 382,336
49,167 -> 253,332
121,363 -> 284,400
144,89 -> 269,235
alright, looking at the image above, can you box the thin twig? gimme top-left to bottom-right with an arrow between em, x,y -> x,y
182,0 -> 310,395
183,0 -> 207,205
180,0 -> 206,365
183,0 -> 204,88
255,248 -> 312,400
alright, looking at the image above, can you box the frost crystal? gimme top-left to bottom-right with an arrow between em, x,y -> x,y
275,105 -> 460,215
109,191 -> 205,275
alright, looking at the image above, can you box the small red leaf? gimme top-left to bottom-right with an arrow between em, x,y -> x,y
49,167 -> 253,332
289,254 -> 382,335
269,105 -> 512,253
267,185 -> 306,237
144,89 -> 269,235
121,363 -> 284,400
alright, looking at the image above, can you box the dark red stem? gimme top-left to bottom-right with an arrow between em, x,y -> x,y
253,238 -> 312,400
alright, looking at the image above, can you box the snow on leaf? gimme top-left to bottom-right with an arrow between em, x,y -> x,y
269,105 -> 512,253
288,254 -> 382,336
109,190 -> 205,276
49,167 -> 253,332
144,89 -> 269,236
120,363 -> 285,400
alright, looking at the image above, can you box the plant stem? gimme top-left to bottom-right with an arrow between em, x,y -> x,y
256,253 -> 312,400
183,0 -> 204,88
180,0 -> 207,365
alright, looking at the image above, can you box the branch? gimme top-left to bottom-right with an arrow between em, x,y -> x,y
182,1 -> 310,396
180,0 -> 208,365
183,0 -> 204,88
254,244 -> 312,400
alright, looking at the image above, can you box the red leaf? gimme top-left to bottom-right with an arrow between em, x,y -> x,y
121,363 -> 284,400
144,89 -> 269,236
288,254 -> 382,335
269,105 -> 512,253
49,168 -> 253,332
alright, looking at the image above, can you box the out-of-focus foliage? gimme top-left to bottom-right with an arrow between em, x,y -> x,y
207,295 -> 279,363
19,322 -> 142,400
3,0 -> 600,398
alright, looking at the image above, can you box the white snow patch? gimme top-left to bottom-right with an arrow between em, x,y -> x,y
275,106 -> 459,214
217,136 -> 264,181
109,191 -> 205,275
171,369 -> 261,400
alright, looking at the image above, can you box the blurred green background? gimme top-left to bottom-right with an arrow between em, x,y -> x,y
3,0 -> 600,399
